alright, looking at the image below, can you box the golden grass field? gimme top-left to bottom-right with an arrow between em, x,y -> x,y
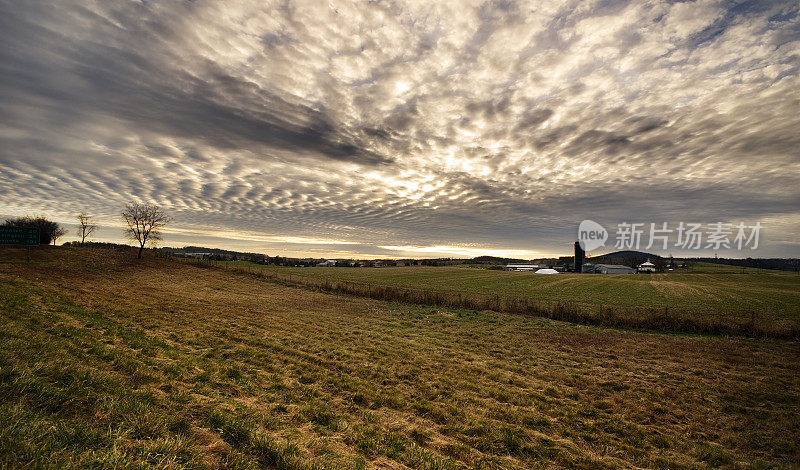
1,247 -> 799,468
206,261 -> 800,338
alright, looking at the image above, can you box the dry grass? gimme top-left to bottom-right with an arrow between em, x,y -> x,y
203,260 -> 800,338
1,246 -> 799,468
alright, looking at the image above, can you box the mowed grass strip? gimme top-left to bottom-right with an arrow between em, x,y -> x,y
209,262 -> 800,338
1,247 -> 799,468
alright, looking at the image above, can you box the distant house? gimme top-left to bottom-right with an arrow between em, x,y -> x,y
316,260 -> 336,267
185,252 -> 211,258
506,264 -> 539,271
583,263 -> 635,274
637,259 -> 656,273
534,268 -> 559,274
373,260 -> 384,268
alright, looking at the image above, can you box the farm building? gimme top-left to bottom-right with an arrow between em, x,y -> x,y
574,241 -> 585,272
316,260 -> 337,267
638,259 -> 656,273
582,263 -> 636,274
506,264 -> 540,271
534,268 -> 559,274
598,264 -> 636,274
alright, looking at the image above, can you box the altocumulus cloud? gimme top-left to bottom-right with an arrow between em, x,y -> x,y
1,0 -> 799,257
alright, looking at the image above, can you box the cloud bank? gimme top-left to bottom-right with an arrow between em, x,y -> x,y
1,0 -> 799,257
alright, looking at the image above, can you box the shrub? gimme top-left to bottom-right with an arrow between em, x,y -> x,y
2,216 -> 66,245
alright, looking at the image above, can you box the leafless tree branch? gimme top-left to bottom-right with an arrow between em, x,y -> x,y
122,202 -> 171,258
77,213 -> 97,246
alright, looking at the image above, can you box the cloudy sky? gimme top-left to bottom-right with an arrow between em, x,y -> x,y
1,0 -> 799,258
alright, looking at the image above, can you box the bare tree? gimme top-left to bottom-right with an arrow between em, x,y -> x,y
122,202 -> 171,259
51,225 -> 66,245
76,213 -> 97,246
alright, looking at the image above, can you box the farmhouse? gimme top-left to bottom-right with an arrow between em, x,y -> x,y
506,264 -> 539,271
638,259 -> 656,273
534,268 -> 559,274
316,259 -> 337,267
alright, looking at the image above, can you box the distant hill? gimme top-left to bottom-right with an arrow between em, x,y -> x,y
590,250 -> 663,261
163,245 -> 263,257
588,250 -> 663,268
470,255 -> 528,264
588,252 -> 799,271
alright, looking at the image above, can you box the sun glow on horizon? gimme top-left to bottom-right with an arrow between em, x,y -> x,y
378,245 -> 553,259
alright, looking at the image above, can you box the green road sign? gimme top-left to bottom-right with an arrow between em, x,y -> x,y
0,227 -> 40,246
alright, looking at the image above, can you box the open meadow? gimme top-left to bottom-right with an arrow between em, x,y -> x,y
206,261 -> 800,338
1,247 -> 799,469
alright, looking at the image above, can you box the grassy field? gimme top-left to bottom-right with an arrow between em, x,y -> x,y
677,262 -> 780,274
1,247 -> 799,468
203,261 -> 800,338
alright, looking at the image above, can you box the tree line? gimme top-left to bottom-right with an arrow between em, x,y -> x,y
2,201 -> 170,259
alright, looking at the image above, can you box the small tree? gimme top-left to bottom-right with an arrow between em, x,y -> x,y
51,225 -> 66,245
122,202 -> 171,259
2,216 -> 65,245
76,213 -> 97,246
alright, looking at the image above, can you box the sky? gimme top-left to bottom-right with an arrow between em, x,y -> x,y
1,0 -> 799,259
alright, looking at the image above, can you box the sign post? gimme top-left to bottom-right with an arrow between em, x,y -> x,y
0,227 -> 40,263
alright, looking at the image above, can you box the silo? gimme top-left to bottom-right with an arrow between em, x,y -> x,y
574,241 -> 585,273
